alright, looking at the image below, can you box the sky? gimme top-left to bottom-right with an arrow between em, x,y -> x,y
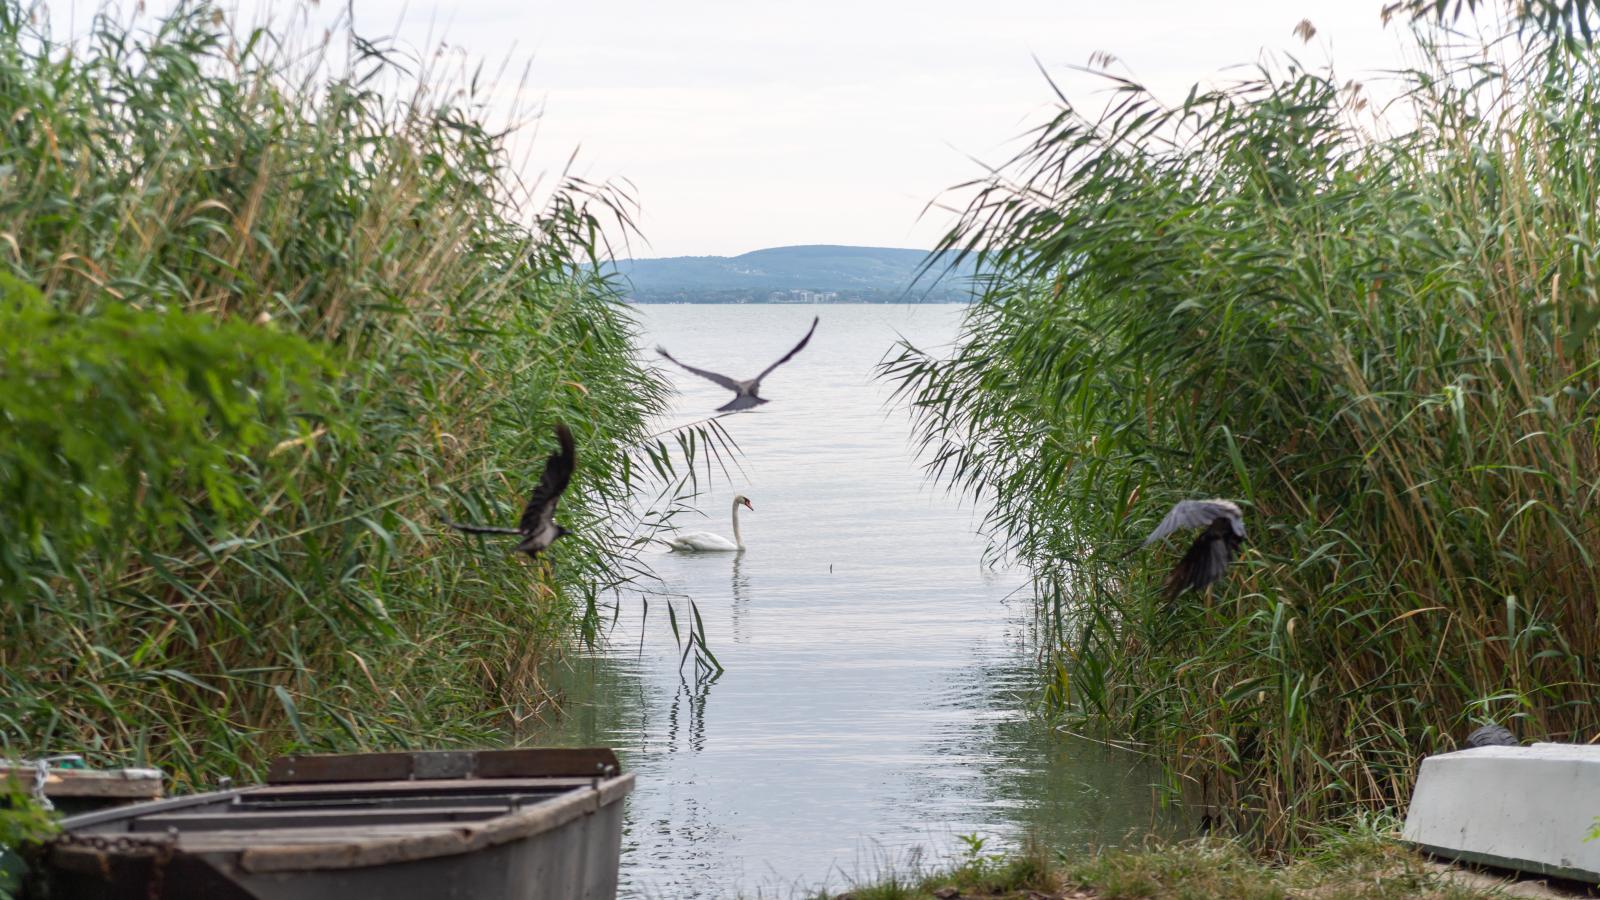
61,0 -> 1430,258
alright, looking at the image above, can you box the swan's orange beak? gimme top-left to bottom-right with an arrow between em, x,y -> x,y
742,498 -> 755,511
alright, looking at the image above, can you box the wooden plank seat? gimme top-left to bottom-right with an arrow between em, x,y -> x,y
131,805 -> 511,832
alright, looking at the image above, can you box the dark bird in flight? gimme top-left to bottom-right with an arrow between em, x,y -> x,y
446,422 -> 576,559
657,316 -> 819,412
1131,499 -> 1246,599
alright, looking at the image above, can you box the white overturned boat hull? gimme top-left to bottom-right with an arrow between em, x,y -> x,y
1403,742 -> 1600,882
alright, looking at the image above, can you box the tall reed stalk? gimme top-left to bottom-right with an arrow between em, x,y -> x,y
0,0 -> 720,788
886,1 -> 1600,848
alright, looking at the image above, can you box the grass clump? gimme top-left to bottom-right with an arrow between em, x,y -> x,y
1062,837 -> 1498,900
0,0 -> 703,788
885,0 -> 1600,849
819,839 -> 1062,900
824,825 -> 1525,899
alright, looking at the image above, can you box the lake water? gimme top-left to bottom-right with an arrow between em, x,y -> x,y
545,304 -> 1172,899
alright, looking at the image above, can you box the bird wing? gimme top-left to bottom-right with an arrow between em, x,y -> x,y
656,347 -> 745,393
1140,499 -> 1243,546
717,394 -> 766,412
1163,529 -> 1237,599
752,316 -> 819,383
518,422 -> 576,536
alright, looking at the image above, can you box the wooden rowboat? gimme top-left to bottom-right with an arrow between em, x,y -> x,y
27,748 -> 632,900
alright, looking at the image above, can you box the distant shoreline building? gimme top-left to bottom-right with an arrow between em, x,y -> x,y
768,289 -> 840,303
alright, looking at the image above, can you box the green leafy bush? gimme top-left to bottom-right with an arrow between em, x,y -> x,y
0,272 -> 328,585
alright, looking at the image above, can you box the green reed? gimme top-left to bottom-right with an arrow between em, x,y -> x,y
0,0 -> 725,789
885,0 -> 1600,849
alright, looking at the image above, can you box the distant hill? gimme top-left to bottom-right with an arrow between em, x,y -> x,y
609,245 -> 979,303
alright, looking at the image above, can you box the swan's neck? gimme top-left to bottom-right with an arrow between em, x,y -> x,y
731,500 -> 745,550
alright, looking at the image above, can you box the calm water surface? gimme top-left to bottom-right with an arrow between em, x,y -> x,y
545,305 -> 1171,899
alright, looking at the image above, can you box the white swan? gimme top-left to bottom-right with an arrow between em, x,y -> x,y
666,495 -> 753,552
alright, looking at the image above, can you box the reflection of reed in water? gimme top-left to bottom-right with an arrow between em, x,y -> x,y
666,669 -> 718,755
730,553 -> 753,644
901,650 -> 1187,851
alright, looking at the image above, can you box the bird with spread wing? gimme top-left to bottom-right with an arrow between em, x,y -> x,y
446,422 -> 576,559
656,316 -> 819,412
1128,499 -> 1247,598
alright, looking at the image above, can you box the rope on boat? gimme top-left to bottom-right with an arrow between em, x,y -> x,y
0,753 -> 86,811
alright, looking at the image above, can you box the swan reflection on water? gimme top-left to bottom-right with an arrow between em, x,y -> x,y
730,553 -> 752,644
